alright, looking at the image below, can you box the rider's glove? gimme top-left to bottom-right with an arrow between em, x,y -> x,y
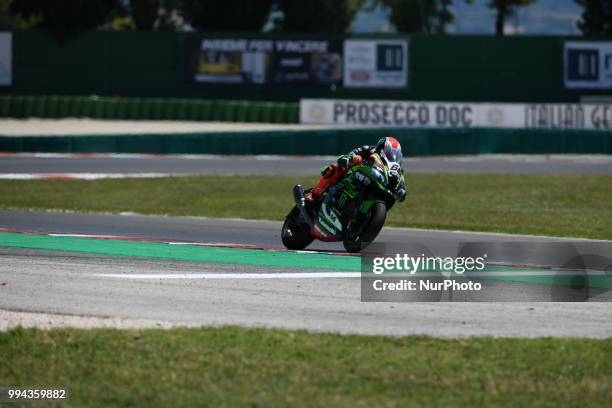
337,155 -> 350,169
395,187 -> 407,202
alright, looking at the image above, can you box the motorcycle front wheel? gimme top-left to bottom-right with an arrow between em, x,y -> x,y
281,206 -> 314,250
343,202 -> 387,253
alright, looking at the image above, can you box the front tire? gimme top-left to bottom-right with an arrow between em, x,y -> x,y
343,202 -> 387,253
281,206 -> 314,250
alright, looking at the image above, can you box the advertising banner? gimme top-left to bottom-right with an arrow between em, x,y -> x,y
0,32 -> 12,86
343,39 -> 408,88
189,38 -> 272,84
186,37 -> 342,86
564,41 -> 612,89
271,40 -> 342,85
300,99 -> 612,130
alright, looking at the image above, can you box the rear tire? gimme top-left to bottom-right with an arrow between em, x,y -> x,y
343,202 -> 387,253
281,206 -> 314,250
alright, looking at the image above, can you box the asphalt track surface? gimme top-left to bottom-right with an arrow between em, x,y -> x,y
1,210 -> 611,338
1,154 -> 612,175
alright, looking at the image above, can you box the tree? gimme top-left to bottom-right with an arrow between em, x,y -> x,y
385,0 -> 437,33
130,0 -> 160,30
487,0 -> 536,36
9,0 -> 122,38
438,0 -> 453,33
180,0 -> 273,32
0,0 -> 39,29
576,0 -> 612,35
275,0 -> 365,33
377,0 -> 473,34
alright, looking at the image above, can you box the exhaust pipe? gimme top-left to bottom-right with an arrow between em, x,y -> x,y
293,184 -> 314,228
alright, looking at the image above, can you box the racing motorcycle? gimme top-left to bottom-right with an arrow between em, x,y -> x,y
281,154 -> 402,253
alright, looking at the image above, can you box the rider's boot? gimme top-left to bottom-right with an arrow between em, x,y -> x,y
306,164 -> 346,204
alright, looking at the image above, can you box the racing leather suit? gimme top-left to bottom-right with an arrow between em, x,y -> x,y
308,145 -> 407,203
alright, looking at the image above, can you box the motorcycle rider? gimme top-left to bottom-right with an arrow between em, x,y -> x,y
306,136 -> 407,204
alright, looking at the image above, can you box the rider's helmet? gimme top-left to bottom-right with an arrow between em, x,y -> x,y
376,136 -> 403,163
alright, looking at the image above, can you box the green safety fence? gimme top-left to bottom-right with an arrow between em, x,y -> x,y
0,95 -> 300,124
1,128 -> 610,156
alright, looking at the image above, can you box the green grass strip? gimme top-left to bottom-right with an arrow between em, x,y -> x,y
0,232 -> 360,271
1,174 -> 611,240
1,327 -> 610,407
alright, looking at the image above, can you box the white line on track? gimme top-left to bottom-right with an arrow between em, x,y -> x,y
95,272 -> 361,279
95,271 -> 608,280
47,233 -> 130,238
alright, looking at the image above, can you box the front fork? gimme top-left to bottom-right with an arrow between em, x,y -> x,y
343,186 -> 371,241
293,185 -> 314,229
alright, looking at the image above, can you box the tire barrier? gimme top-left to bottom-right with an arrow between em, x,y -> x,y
0,95 -> 300,124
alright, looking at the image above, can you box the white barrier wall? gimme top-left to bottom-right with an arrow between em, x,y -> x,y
300,99 -> 612,130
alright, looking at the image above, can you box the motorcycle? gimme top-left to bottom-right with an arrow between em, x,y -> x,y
281,154 -> 401,253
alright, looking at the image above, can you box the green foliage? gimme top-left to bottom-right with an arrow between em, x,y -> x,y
387,0 -> 439,33
107,14 -> 137,31
8,0 -> 124,38
130,0 -> 159,30
576,0 -> 612,35
487,0 -> 536,35
378,0 -> 473,34
179,0 -> 273,32
275,0 -> 365,33
0,0 -> 39,29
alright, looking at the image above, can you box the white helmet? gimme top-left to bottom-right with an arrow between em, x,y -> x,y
377,136 -> 403,163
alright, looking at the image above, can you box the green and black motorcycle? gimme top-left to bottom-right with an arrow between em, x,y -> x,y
281,154 -> 402,253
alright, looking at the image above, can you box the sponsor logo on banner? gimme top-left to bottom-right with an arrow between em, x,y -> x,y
564,41 -> 612,89
0,32 -> 11,86
193,38 -> 272,84
300,99 -> 612,130
343,39 -> 408,88
187,37 -> 342,86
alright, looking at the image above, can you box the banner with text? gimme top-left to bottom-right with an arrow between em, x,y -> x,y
564,41 -> 612,89
186,37 -> 342,86
0,32 -> 11,86
343,39 -> 408,88
300,99 -> 612,130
